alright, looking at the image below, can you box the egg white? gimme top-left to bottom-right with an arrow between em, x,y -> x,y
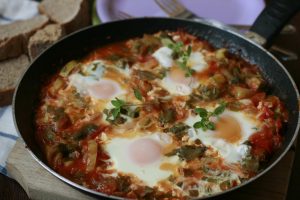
152,47 -> 174,68
104,133 -> 180,187
68,59 -> 127,101
187,52 -> 208,72
160,75 -> 193,96
160,70 -> 200,96
69,74 -> 125,99
153,46 -> 208,73
81,60 -> 105,78
184,109 -> 261,163
153,45 -> 208,96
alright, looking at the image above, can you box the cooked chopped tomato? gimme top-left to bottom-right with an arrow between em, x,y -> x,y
249,126 -> 281,158
258,106 -> 274,120
251,92 -> 266,106
209,60 -> 218,73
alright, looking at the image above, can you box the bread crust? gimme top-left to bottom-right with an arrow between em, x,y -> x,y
38,0 -> 91,34
0,89 -> 14,106
28,24 -> 66,60
0,55 -> 29,106
0,15 -> 49,61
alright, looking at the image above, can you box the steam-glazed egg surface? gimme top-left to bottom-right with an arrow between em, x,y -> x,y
104,133 -> 180,187
35,31 -> 288,199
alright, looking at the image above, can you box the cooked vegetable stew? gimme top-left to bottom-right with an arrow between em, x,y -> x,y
35,31 -> 288,199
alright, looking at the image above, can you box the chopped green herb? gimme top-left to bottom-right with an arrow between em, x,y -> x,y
58,143 -> 73,158
111,98 -> 125,108
136,70 -> 158,80
177,45 -> 194,77
159,108 -> 176,125
122,106 -> 140,118
116,176 -> 131,193
195,108 -> 208,118
175,44 -> 193,77
164,123 -> 190,139
193,102 -> 227,131
166,145 -> 206,161
47,106 -> 66,122
112,108 -> 120,119
104,98 -> 142,124
158,68 -> 168,79
129,34 -> 161,56
104,108 -> 127,125
197,84 -> 220,101
73,124 -> 98,140
241,148 -> 259,172
104,98 -> 127,124
213,102 -> 227,116
202,176 -> 219,183
133,88 -> 143,101
45,128 -> 55,142
193,120 -> 215,131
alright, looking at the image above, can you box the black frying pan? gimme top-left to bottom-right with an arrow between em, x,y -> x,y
13,0 -> 300,199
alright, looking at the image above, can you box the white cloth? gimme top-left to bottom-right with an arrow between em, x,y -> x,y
0,0 -> 38,175
0,0 -> 38,24
0,106 -> 18,175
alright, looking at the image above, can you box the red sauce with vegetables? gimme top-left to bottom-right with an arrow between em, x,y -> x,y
35,31 -> 288,199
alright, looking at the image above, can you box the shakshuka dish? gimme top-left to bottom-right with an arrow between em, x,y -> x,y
35,31 -> 288,199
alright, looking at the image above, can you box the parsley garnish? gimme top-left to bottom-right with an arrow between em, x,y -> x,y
104,98 -> 144,124
176,45 -> 194,77
103,98 -> 127,124
162,38 -> 194,77
133,88 -> 143,101
193,102 -> 227,131
104,98 -> 173,124
110,98 -> 125,119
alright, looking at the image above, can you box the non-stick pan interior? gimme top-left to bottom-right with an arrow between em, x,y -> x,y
13,18 -> 299,198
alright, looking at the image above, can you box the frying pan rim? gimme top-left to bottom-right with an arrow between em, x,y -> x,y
12,17 -> 300,200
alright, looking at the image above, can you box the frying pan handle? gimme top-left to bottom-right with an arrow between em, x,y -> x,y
248,0 -> 300,48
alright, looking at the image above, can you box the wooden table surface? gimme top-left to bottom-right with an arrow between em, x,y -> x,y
1,13 -> 300,200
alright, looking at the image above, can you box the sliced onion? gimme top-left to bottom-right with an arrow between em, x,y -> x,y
86,140 -> 98,172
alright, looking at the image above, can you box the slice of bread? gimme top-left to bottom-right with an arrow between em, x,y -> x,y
0,55 -> 29,106
28,24 -> 65,60
38,0 -> 91,34
0,15 -> 49,61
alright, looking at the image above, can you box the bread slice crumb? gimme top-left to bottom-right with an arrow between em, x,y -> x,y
0,55 -> 30,106
28,24 -> 65,60
0,15 -> 49,61
38,0 -> 91,34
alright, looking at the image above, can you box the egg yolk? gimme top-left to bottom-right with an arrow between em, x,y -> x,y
169,67 -> 192,85
215,115 -> 242,143
87,80 -> 120,99
128,138 -> 162,165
